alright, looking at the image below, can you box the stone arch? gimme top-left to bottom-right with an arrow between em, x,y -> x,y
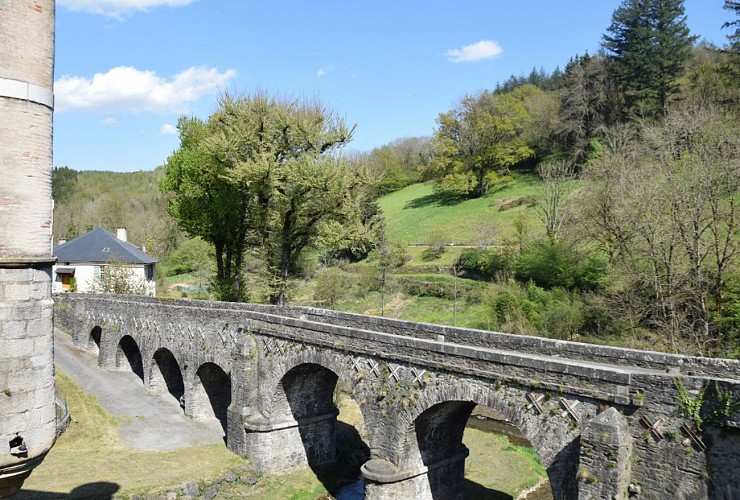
88,326 -> 102,355
115,335 -> 144,382
248,348 -> 371,476
259,346 -> 364,422
149,348 -> 185,406
191,362 -> 231,433
389,378 -> 580,499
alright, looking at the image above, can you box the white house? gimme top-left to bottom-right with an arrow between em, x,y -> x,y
53,227 -> 157,296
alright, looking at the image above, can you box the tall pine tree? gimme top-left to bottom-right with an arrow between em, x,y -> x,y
602,0 -> 696,119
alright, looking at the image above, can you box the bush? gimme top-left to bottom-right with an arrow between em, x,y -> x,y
159,237 -> 214,277
515,242 -> 608,291
421,246 -> 444,261
397,275 -> 485,303
456,248 -> 515,280
483,281 -> 586,339
314,267 -> 351,307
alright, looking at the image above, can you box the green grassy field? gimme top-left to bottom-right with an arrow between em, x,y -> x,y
20,371 -> 244,498
378,174 -> 544,245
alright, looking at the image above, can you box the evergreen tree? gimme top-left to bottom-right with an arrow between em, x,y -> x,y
602,0 -> 696,119
724,0 -> 740,52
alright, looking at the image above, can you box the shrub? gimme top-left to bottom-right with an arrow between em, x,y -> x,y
456,248 -> 515,280
483,281 -> 588,338
515,242 -> 608,291
314,267 -> 351,307
397,275 -> 484,303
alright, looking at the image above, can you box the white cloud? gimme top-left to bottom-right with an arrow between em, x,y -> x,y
55,65 -> 237,114
160,123 -> 177,135
58,0 -> 194,18
316,65 -> 336,78
100,117 -> 118,125
445,40 -> 503,63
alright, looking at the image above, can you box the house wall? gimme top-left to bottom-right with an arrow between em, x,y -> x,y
53,263 -> 155,297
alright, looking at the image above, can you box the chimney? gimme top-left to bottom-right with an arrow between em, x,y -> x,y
116,227 -> 128,243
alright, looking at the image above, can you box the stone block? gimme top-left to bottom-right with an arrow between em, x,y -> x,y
0,269 -> 32,282
0,338 -> 34,358
1,320 -> 27,339
4,284 -> 31,301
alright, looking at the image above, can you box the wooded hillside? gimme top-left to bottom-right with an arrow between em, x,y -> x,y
52,0 -> 739,358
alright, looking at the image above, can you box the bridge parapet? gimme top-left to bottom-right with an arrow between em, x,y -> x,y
56,294 -> 739,380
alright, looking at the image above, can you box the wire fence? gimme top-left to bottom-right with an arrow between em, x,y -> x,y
55,389 -> 71,437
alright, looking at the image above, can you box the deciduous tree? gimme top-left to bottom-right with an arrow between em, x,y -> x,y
162,92 -> 366,305
426,86 -> 538,198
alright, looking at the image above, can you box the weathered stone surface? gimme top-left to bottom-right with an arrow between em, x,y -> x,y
579,407 -> 631,499
54,294 -> 740,500
181,480 -> 199,497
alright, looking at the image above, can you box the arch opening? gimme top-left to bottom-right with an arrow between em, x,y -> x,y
409,401 -> 554,500
88,326 -> 101,355
279,364 -> 369,496
192,362 -> 231,434
463,405 -> 553,500
115,335 -> 144,382
150,348 -> 185,407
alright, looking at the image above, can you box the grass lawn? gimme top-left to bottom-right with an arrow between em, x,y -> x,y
20,371 -> 243,499
378,174 -> 545,245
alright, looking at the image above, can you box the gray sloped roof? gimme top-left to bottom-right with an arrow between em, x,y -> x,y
54,227 -> 157,265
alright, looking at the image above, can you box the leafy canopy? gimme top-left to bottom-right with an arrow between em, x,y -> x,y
161,92 -> 370,304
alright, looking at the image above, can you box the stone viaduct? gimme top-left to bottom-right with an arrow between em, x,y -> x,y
55,294 -> 739,499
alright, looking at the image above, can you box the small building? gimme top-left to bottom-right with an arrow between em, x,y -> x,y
53,227 -> 157,296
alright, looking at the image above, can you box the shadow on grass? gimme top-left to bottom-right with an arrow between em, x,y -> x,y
309,421 -> 370,496
404,191 -> 465,209
16,482 -> 120,499
463,478 -> 514,499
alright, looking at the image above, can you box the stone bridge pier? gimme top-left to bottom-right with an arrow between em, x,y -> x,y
54,295 -> 740,500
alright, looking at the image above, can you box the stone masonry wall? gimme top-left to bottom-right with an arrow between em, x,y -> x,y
0,268 -> 56,459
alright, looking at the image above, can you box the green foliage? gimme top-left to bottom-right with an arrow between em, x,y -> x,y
484,281 -> 586,339
162,92 -> 369,304
557,53 -> 611,162
494,65 -> 565,94
51,166 -> 78,204
396,275 -> 485,303
456,248 -> 515,280
581,104 -> 738,356
363,137 -> 432,195
716,272 -> 740,358
313,267 -> 351,307
515,242 -> 608,291
674,379 -> 740,430
87,258 -> 151,296
602,0 -> 697,118
426,86 -> 538,198
159,237 -> 214,277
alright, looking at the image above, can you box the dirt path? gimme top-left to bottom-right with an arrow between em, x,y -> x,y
54,329 -> 224,452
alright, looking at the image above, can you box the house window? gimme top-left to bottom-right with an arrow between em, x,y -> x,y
145,264 -> 155,281
94,266 -> 101,280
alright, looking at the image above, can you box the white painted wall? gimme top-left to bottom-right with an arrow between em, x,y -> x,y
53,262 -> 156,296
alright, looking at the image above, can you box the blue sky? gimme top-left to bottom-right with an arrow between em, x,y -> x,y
54,0 -> 733,172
